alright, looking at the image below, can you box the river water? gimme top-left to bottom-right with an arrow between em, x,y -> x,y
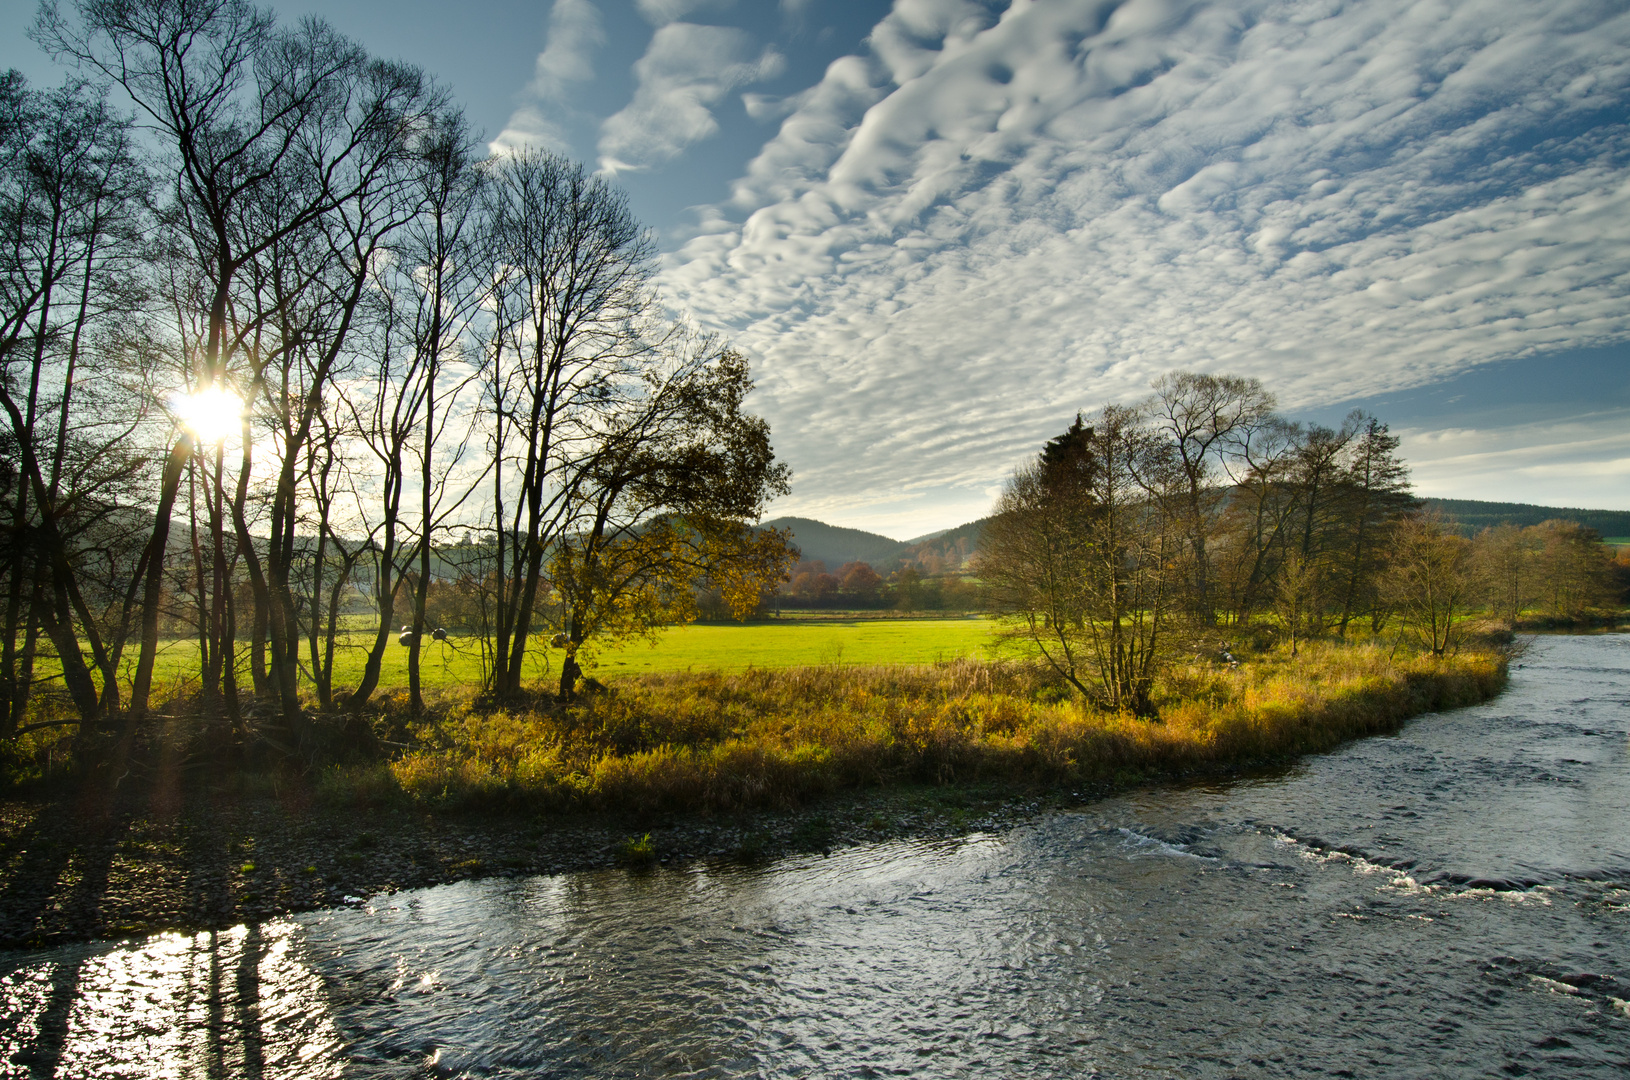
2,634 -> 1628,1078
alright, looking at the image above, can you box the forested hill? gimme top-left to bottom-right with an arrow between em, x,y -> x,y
759,518 -> 913,569
766,498 -> 1628,571
1425,499 -> 1630,538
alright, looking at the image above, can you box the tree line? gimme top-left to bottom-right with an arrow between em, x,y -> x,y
979,372 -> 1625,715
0,0 -> 791,755
774,559 -> 980,612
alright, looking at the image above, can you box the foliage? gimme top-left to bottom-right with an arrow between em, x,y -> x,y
1383,514 -> 1472,656
359,641 -> 1506,814
981,406 -> 1182,715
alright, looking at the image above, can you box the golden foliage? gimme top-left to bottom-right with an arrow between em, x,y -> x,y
351,641 -> 1506,814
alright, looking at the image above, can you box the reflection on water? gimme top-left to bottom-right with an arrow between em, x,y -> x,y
3,635 -> 1629,1077
0,922 -> 344,1079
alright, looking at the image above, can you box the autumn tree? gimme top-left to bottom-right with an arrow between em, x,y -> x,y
545,342 -> 791,698
983,408 -> 1180,715
1383,514 -> 1471,657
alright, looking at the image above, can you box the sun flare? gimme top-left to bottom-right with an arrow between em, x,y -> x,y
172,385 -> 243,444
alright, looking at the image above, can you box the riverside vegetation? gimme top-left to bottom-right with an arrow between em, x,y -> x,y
0,634 -> 1511,945
362,641 -> 1509,814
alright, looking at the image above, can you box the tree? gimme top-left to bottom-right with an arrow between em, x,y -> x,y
0,70 -> 149,730
339,110 -> 487,714
40,0 -> 448,737
545,342 -> 791,698
1213,415 -> 1302,627
1145,372 -> 1275,625
1331,415 -> 1413,635
839,561 -> 882,603
481,149 -> 663,697
1532,520 -> 1614,619
1383,514 -> 1471,657
1471,523 -> 1542,626
983,407 -> 1180,715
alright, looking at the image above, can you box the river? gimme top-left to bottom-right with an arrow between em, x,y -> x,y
2,634 -> 1627,1077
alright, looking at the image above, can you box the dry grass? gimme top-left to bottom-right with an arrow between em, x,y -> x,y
333,639 -> 1507,814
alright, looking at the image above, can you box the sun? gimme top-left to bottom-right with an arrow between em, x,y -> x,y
172,385 -> 244,444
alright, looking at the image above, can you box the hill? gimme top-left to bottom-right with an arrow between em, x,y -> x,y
761,515 -> 993,572
766,497 -> 1629,573
896,516 -> 989,572
760,517 -> 913,570
1424,498 -> 1630,538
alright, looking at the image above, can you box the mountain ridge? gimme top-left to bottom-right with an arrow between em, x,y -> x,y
763,497 -> 1630,569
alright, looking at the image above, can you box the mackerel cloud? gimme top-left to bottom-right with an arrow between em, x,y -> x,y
659,0 -> 1630,528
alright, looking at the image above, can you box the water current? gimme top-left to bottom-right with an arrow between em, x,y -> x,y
2,634 -> 1628,1077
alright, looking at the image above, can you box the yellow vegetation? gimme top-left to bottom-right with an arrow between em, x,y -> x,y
337,640 -> 1506,814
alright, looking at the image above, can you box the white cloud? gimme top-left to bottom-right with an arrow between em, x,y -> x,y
658,0 -> 1630,531
598,23 -> 786,174
1401,410 -> 1630,508
636,0 -> 736,26
492,0 -> 607,153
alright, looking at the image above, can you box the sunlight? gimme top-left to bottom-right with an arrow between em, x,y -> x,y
172,385 -> 243,444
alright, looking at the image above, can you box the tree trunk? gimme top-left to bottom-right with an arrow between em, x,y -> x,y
130,437 -> 192,714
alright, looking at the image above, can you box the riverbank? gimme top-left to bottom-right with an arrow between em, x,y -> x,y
0,642 -> 1508,949
372,641 -> 1508,813
0,778 -> 1042,949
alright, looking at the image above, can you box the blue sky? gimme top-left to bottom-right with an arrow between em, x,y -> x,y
6,0 -> 1628,537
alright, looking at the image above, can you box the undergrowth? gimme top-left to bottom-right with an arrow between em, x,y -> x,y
323,640 -> 1508,815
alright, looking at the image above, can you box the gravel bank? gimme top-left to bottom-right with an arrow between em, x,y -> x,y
0,779 -> 1052,950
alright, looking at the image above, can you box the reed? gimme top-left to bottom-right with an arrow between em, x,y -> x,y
345,639 -> 1507,814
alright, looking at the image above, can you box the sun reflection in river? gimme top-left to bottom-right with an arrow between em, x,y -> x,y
0,921 -> 345,1078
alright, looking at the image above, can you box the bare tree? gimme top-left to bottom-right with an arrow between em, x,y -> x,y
392,114 -> 489,712
0,71 -> 149,731
39,0 -> 444,734
1145,372 -> 1275,626
481,149 -> 661,698
1384,513 -> 1471,657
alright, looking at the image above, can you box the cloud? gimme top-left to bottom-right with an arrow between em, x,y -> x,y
492,0 -> 607,153
598,23 -> 786,173
1401,409 -> 1630,507
658,0 -> 1630,529
636,0 -> 736,26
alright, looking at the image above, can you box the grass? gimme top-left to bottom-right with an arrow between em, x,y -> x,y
328,639 -> 1507,816
103,618 -> 1000,702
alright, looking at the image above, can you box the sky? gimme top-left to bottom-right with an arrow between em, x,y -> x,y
4,0 -> 1629,538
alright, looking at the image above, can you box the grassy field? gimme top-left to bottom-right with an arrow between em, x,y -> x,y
362,639 -> 1510,815
123,617 -> 1002,700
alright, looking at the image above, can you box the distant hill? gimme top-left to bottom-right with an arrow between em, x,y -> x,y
1424,498 -> 1630,538
761,515 -> 990,572
765,497 -> 1629,573
760,517 -> 913,570
897,516 -> 990,571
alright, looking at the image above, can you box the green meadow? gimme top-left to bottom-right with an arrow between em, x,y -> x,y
126,617 -> 1003,700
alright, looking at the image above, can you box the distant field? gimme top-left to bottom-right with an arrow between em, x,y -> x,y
588,618 -> 999,677
103,617 -> 1004,700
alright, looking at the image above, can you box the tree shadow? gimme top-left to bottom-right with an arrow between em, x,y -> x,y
5,947 -> 88,1079
0,802 -> 113,947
